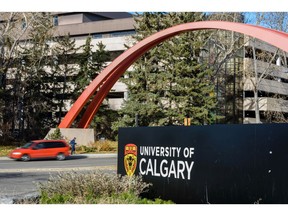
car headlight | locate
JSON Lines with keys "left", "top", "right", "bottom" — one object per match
{"left": 12, "top": 152, "right": 22, "bottom": 155}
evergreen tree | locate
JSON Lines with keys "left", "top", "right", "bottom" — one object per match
{"left": 73, "top": 36, "right": 117, "bottom": 139}
{"left": 50, "top": 34, "right": 79, "bottom": 125}
{"left": 47, "top": 127, "right": 63, "bottom": 140}
{"left": 158, "top": 12, "right": 217, "bottom": 125}
{"left": 114, "top": 13, "right": 167, "bottom": 128}
{"left": 114, "top": 12, "right": 218, "bottom": 128}
{"left": 74, "top": 37, "right": 110, "bottom": 96}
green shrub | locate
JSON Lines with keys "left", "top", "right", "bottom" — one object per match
{"left": 76, "top": 140, "right": 117, "bottom": 154}
{"left": 0, "top": 145, "right": 15, "bottom": 157}
{"left": 37, "top": 170, "right": 173, "bottom": 204}
{"left": 99, "top": 141, "right": 114, "bottom": 151}
{"left": 47, "top": 128, "right": 64, "bottom": 140}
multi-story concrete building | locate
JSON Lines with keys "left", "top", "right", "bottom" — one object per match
{"left": 202, "top": 29, "right": 288, "bottom": 124}
{"left": 243, "top": 36, "right": 288, "bottom": 123}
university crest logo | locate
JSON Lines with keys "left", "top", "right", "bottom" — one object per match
{"left": 124, "top": 143, "right": 137, "bottom": 176}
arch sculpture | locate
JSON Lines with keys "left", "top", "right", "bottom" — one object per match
{"left": 58, "top": 21, "right": 288, "bottom": 128}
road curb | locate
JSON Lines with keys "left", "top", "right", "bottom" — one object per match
{"left": 80, "top": 153, "right": 117, "bottom": 158}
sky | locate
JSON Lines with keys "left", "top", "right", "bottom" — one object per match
{"left": 2, "top": 0, "right": 288, "bottom": 12}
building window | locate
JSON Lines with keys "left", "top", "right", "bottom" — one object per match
{"left": 53, "top": 16, "right": 58, "bottom": 26}
{"left": 92, "top": 33, "right": 103, "bottom": 39}
{"left": 110, "top": 30, "right": 136, "bottom": 37}
{"left": 92, "top": 30, "right": 135, "bottom": 39}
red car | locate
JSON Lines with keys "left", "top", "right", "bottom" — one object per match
{"left": 9, "top": 140, "right": 71, "bottom": 161}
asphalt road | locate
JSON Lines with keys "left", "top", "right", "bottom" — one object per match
{"left": 0, "top": 154, "right": 117, "bottom": 203}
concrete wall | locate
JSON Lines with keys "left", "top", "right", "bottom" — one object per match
{"left": 58, "top": 14, "right": 83, "bottom": 25}
{"left": 244, "top": 58, "right": 288, "bottom": 79}
{"left": 244, "top": 97, "right": 288, "bottom": 113}
{"left": 244, "top": 35, "right": 287, "bottom": 54}
{"left": 71, "top": 36, "right": 132, "bottom": 52}
{"left": 244, "top": 78, "right": 288, "bottom": 96}
{"left": 54, "top": 18, "right": 135, "bottom": 37}
{"left": 45, "top": 128, "right": 95, "bottom": 146}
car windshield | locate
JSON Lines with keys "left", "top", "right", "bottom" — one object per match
{"left": 21, "top": 142, "right": 34, "bottom": 149}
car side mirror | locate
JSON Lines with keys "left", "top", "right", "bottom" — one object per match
{"left": 32, "top": 147, "right": 37, "bottom": 150}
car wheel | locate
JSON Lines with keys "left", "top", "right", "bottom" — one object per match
{"left": 56, "top": 153, "right": 65, "bottom": 161}
{"left": 21, "top": 154, "right": 30, "bottom": 162}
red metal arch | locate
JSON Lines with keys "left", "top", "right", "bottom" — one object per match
{"left": 58, "top": 21, "right": 288, "bottom": 128}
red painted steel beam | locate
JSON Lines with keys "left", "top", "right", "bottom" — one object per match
{"left": 58, "top": 21, "right": 288, "bottom": 128}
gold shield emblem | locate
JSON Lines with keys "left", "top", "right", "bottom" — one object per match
{"left": 124, "top": 143, "right": 137, "bottom": 176}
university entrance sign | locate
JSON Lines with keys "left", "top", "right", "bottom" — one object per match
{"left": 118, "top": 124, "right": 288, "bottom": 204}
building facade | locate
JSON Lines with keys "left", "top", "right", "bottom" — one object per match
{"left": 243, "top": 36, "right": 288, "bottom": 123}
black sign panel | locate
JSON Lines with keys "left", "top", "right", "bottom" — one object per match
{"left": 118, "top": 124, "right": 288, "bottom": 204}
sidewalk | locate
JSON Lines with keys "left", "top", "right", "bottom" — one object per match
{"left": 0, "top": 153, "right": 117, "bottom": 160}
{"left": 77, "top": 153, "right": 117, "bottom": 158}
